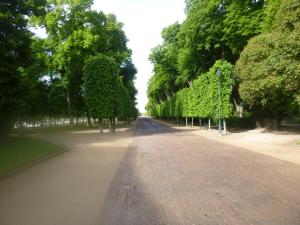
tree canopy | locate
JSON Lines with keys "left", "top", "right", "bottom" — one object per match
{"left": 0, "top": 0, "right": 46, "bottom": 135}
{"left": 0, "top": 0, "right": 138, "bottom": 136}
{"left": 236, "top": 0, "right": 300, "bottom": 129}
{"left": 147, "top": 0, "right": 299, "bottom": 130}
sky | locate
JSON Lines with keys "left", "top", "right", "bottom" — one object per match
{"left": 92, "top": 0, "right": 186, "bottom": 113}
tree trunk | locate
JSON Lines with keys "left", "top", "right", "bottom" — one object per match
{"left": 17, "top": 117, "right": 21, "bottom": 136}
{"left": 176, "top": 117, "right": 179, "bottom": 125}
{"left": 65, "top": 87, "right": 74, "bottom": 126}
{"left": 109, "top": 117, "right": 116, "bottom": 133}
{"left": 223, "top": 119, "right": 227, "bottom": 135}
{"left": 233, "top": 99, "right": 244, "bottom": 118}
{"left": 99, "top": 117, "right": 103, "bottom": 134}
{"left": 208, "top": 118, "right": 211, "bottom": 131}
{"left": 199, "top": 118, "right": 202, "bottom": 129}
{"left": 265, "top": 119, "right": 279, "bottom": 130}
{"left": 76, "top": 112, "right": 79, "bottom": 126}
{"left": 127, "top": 117, "right": 131, "bottom": 126}
{"left": 87, "top": 112, "right": 92, "bottom": 127}
{"left": 186, "top": 117, "right": 188, "bottom": 127}
{"left": 221, "top": 46, "right": 225, "bottom": 60}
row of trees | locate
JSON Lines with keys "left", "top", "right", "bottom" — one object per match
{"left": 146, "top": 0, "right": 300, "bottom": 130}
{"left": 148, "top": 60, "right": 234, "bottom": 131}
{"left": 0, "top": 0, "right": 138, "bottom": 136}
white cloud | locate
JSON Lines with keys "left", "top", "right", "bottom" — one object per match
{"left": 92, "top": 0, "right": 186, "bottom": 113}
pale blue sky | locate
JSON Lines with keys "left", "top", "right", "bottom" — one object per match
{"left": 93, "top": 0, "right": 186, "bottom": 113}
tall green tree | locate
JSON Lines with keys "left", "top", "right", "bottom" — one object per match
{"left": 148, "top": 23, "right": 182, "bottom": 103}
{"left": 236, "top": 0, "right": 300, "bottom": 129}
{"left": 40, "top": 1, "right": 133, "bottom": 125}
{"left": 178, "top": 0, "right": 264, "bottom": 85}
{"left": 0, "top": 0, "right": 46, "bottom": 137}
{"left": 147, "top": 0, "right": 266, "bottom": 121}
{"left": 41, "top": 0, "right": 94, "bottom": 125}
{"left": 83, "top": 54, "right": 118, "bottom": 133}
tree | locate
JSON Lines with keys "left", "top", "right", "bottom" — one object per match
{"left": 236, "top": 0, "right": 300, "bottom": 129}
{"left": 39, "top": 1, "right": 134, "bottom": 126}
{"left": 177, "top": 0, "right": 264, "bottom": 114}
{"left": 40, "top": 0, "right": 94, "bottom": 126}
{"left": 147, "top": 0, "right": 268, "bottom": 125}
{"left": 147, "top": 60, "right": 235, "bottom": 132}
{"left": 148, "top": 23, "right": 183, "bottom": 104}
{"left": 120, "top": 59, "right": 138, "bottom": 121}
{"left": 192, "top": 60, "right": 234, "bottom": 121}
{"left": 83, "top": 54, "right": 118, "bottom": 133}
{"left": 0, "top": 0, "right": 46, "bottom": 137}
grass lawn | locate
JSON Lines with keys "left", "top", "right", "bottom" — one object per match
{"left": 0, "top": 137, "right": 64, "bottom": 175}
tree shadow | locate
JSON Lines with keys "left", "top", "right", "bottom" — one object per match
{"left": 96, "top": 146, "right": 180, "bottom": 225}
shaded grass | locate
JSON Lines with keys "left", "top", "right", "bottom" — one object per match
{"left": 0, "top": 137, "right": 64, "bottom": 175}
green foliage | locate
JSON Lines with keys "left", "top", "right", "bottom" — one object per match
{"left": 147, "top": 0, "right": 300, "bottom": 130}
{"left": 192, "top": 60, "right": 234, "bottom": 119}
{"left": 148, "top": 61, "right": 234, "bottom": 120}
{"left": 148, "top": 23, "right": 182, "bottom": 103}
{"left": 177, "top": 0, "right": 264, "bottom": 84}
{"left": 83, "top": 54, "right": 118, "bottom": 119}
{"left": 39, "top": 0, "right": 136, "bottom": 124}
{"left": 0, "top": 0, "right": 138, "bottom": 137}
{"left": 0, "top": 0, "right": 46, "bottom": 136}
{"left": 262, "top": 0, "right": 281, "bottom": 31}
{"left": 236, "top": 0, "right": 300, "bottom": 123}
{"left": 147, "top": 0, "right": 265, "bottom": 125}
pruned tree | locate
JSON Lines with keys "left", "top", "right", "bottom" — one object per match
{"left": 83, "top": 54, "right": 118, "bottom": 133}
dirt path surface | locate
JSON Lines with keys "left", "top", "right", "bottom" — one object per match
{"left": 98, "top": 118, "right": 300, "bottom": 225}
{"left": 0, "top": 127, "right": 134, "bottom": 225}
{"left": 192, "top": 128, "right": 300, "bottom": 165}
{"left": 1, "top": 118, "right": 300, "bottom": 225}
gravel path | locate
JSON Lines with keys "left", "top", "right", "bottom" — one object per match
{"left": 98, "top": 118, "right": 300, "bottom": 225}
{"left": 0, "top": 128, "right": 133, "bottom": 225}
{"left": 1, "top": 118, "right": 300, "bottom": 225}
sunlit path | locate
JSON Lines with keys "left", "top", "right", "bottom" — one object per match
{"left": 0, "top": 128, "right": 134, "bottom": 225}
{"left": 98, "top": 118, "right": 300, "bottom": 225}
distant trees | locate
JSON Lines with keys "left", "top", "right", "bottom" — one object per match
{"left": 0, "top": 0, "right": 138, "bottom": 137}
{"left": 147, "top": 60, "right": 234, "bottom": 130}
{"left": 147, "top": 0, "right": 299, "bottom": 130}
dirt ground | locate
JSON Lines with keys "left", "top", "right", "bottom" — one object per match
{"left": 98, "top": 118, "right": 300, "bottom": 225}
{"left": 193, "top": 128, "right": 300, "bottom": 165}
{"left": 1, "top": 119, "right": 300, "bottom": 225}
{"left": 156, "top": 120, "right": 300, "bottom": 165}
{"left": 0, "top": 126, "right": 135, "bottom": 225}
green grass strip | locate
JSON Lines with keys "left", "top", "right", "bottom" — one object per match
{"left": 0, "top": 137, "right": 64, "bottom": 175}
